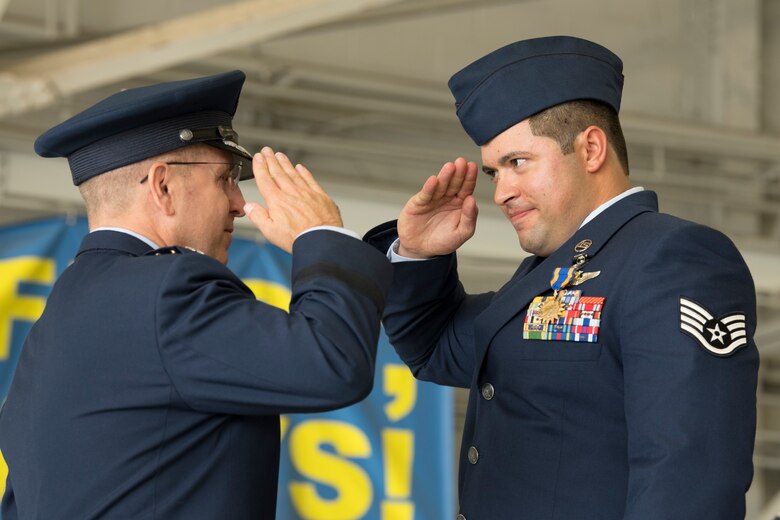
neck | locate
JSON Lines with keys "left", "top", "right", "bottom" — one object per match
{"left": 88, "top": 214, "right": 168, "bottom": 249}
{"left": 590, "top": 169, "right": 630, "bottom": 208}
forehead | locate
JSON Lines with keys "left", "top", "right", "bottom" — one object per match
{"left": 181, "top": 143, "right": 232, "bottom": 162}
{"left": 480, "top": 119, "right": 558, "bottom": 164}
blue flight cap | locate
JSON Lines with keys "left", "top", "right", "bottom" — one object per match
{"left": 34, "top": 70, "right": 254, "bottom": 185}
{"left": 448, "top": 36, "right": 624, "bottom": 145}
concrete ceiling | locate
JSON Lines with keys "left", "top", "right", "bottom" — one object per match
{"left": 0, "top": 1, "right": 779, "bottom": 516}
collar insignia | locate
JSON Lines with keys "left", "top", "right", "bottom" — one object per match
{"left": 574, "top": 239, "right": 592, "bottom": 253}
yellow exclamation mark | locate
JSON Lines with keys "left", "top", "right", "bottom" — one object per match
{"left": 381, "top": 429, "right": 414, "bottom": 519}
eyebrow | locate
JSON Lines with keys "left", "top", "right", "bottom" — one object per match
{"left": 482, "top": 150, "right": 530, "bottom": 173}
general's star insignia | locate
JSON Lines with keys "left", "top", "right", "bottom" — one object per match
{"left": 679, "top": 297, "right": 748, "bottom": 356}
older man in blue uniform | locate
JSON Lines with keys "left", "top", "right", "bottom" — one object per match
{"left": 366, "top": 36, "right": 759, "bottom": 518}
{"left": 0, "top": 70, "right": 392, "bottom": 518}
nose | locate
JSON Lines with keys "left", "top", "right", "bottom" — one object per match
{"left": 493, "top": 170, "right": 515, "bottom": 206}
{"left": 230, "top": 185, "right": 247, "bottom": 217}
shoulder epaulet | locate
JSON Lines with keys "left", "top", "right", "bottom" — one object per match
{"left": 147, "top": 247, "right": 182, "bottom": 256}
{"left": 146, "top": 245, "right": 204, "bottom": 256}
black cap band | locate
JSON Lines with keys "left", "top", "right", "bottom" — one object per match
{"left": 34, "top": 70, "right": 249, "bottom": 185}
{"left": 67, "top": 111, "right": 233, "bottom": 185}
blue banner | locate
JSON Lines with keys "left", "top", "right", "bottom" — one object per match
{"left": 0, "top": 216, "right": 453, "bottom": 519}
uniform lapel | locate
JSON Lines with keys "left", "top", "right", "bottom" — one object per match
{"left": 471, "top": 190, "right": 659, "bottom": 370}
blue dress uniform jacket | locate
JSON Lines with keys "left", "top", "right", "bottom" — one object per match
{"left": 366, "top": 190, "right": 758, "bottom": 519}
{"left": 0, "top": 228, "right": 391, "bottom": 519}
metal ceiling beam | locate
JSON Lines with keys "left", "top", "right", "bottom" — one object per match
{"left": 0, "top": 0, "right": 406, "bottom": 118}
{"left": 0, "top": 0, "right": 80, "bottom": 40}
{"left": 0, "top": 0, "right": 11, "bottom": 21}
{"left": 164, "top": 55, "right": 780, "bottom": 164}
{"left": 709, "top": 0, "right": 761, "bottom": 131}
{"left": 297, "top": 0, "right": 528, "bottom": 35}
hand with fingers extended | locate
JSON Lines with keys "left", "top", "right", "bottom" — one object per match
{"left": 397, "top": 157, "right": 479, "bottom": 258}
{"left": 244, "top": 147, "right": 343, "bottom": 253}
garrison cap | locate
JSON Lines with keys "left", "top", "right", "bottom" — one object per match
{"left": 448, "top": 36, "right": 624, "bottom": 145}
{"left": 34, "top": 70, "right": 254, "bottom": 185}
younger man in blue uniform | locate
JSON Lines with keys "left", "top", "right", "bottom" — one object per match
{"left": 366, "top": 36, "right": 759, "bottom": 519}
{"left": 0, "top": 70, "right": 391, "bottom": 518}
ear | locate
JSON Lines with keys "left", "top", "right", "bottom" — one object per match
{"left": 145, "top": 162, "right": 176, "bottom": 216}
{"left": 578, "top": 125, "right": 608, "bottom": 173}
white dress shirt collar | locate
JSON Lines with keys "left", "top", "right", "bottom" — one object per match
{"left": 579, "top": 186, "right": 644, "bottom": 229}
{"left": 91, "top": 227, "right": 161, "bottom": 250}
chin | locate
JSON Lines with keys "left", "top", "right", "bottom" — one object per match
{"left": 517, "top": 237, "right": 541, "bottom": 256}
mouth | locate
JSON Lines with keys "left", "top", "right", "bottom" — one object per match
{"left": 506, "top": 207, "right": 534, "bottom": 224}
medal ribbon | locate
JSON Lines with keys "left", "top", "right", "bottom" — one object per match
{"left": 550, "top": 267, "right": 576, "bottom": 294}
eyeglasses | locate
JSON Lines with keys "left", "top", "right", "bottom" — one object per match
{"left": 139, "top": 161, "right": 243, "bottom": 189}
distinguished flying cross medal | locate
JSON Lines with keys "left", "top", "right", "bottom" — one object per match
{"left": 535, "top": 267, "right": 574, "bottom": 324}
{"left": 523, "top": 252, "right": 606, "bottom": 343}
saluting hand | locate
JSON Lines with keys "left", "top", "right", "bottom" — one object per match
{"left": 244, "top": 147, "right": 342, "bottom": 253}
{"left": 397, "top": 157, "right": 478, "bottom": 258}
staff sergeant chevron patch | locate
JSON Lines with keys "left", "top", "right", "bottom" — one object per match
{"left": 679, "top": 297, "right": 748, "bottom": 357}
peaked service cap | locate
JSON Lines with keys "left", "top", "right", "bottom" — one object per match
{"left": 34, "top": 70, "right": 254, "bottom": 185}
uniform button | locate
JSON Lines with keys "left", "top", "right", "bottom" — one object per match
{"left": 481, "top": 383, "right": 495, "bottom": 400}
{"left": 456, "top": 515, "right": 466, "bottom": 520}
{"left": 467, "top": 446, "right": 479, "bottom": 464}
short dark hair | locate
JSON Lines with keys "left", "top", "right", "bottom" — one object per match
{"left": 528, "top": 100, "right": 629, "bottom": 174}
